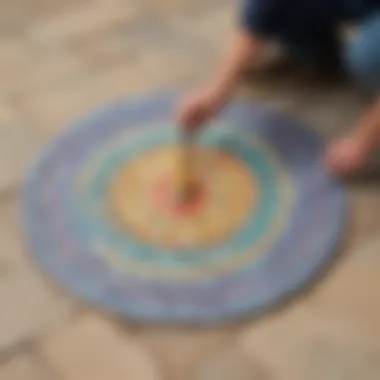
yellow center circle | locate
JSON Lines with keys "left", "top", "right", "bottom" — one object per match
{"left": 109, "top": 146, "right": 258, "bottom": 249}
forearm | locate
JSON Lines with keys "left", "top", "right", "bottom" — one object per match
{"left": 355, "top": 97, "right": 380, "bottom": 143}
{"left": 360, "top": 97, "right": 380, "bottom": 130}
{"left": 209, "top": 29, "right": 262, "bottom": 99}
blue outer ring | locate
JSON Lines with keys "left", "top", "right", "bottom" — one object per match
{"left": 22, "top": 92, "right": 348, "bottom": 324}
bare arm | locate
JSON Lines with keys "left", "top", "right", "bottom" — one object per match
{"left": 355, "top": 97, "right": 380, "bottom": 145}
{"left": 207, "top": 29, "right": 263, "bottom": 102}
{"left": 178, "top": 29, "right": 262, "bottom": 130}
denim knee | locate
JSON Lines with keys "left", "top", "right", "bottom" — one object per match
{"left": 346, "top": 15, "right": 380, "bottom": 92}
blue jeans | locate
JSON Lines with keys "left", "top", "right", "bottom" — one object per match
{"left": 271, "top": 13, "right": 380, "bottom": 92}
{"left": 346, "top": 14, "right": 380, "bottom": 92}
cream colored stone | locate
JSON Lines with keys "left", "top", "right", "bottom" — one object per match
{"left": 40, "top": 314, "right": 161, "bottom": 380}
{"left": 191, "top": 5, "right": 236, "bottom": 46}
{"left": 169, "top": 4, "right": 236, "bottom": 58}
{"left": 0, "top": 200, "right": 26, "bottom": 270}
{"left": 71, "top": 25, "right": 140, "bottom": 66}
{"left": 0, "top": 353, "right": 50, "bottom": 380}
{"left": 194, "top": 344, "right": 271, "bottom": 380}
{"left": 147, "top": 0, "right": 201, "bottom": 15}
{"left": 0, "top": 197, "right": 23, "bottom": 239}
{"left": 28, "top": 0, "right": 138, "bottom": 46}
{"left": 0, "top": 37, "right": 35, "bottom": 96}
{"left": 33, "top": 0, "right": 87, "bottom": 17}
{"left": 0, "top": 0, "right": 33, "bottom": 33}
{"left": 348, "top": 189, "right": 380, "bottom": 247}
{"left": 23, "top": 49, "right": 85, "bottom": 94}
{"left": 240, "top": 304, "right": 380, "bottom": 380}
{"left": 155, "top": 4, "right": 238, "bottom": 83}
{"left": 20, "top": 64, "right": 149, "bottom": 137}
{"left": 74, "top": 22, "right": 205, "bottom": 80}
{"left": 21, "top": 54, "right": 192, "bottom": 138}
{"left": 0, "top": 103, "right": 41, "bottom": 192}
{"left": 138, "top": 327, "right": 235, "bottom": 380}
{"left": 136, "top": 42, "right": 208, "bottom": 85}
{"left": 0, "top": 37, "right": 33, "bottom": 69}
{"left": 0, "top": 36, "right": 85, "bottom": 96}
{"left": 0, "top": 203, "right": 72, "bottom": 350}
{"left": 307, "top": 238, "right": 380, "bottom": 335}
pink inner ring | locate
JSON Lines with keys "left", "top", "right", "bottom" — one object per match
{"left": 151, "top": 174, "right": 209, "bottom": 217}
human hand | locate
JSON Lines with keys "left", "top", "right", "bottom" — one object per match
{"left": 325, "top": 135, "right": 370, "bottom": 174}
{"left": 177, "top": 84, "right": 229, "bottom": 132}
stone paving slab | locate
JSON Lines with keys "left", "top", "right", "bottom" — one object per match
{"left": 193, "top": 344, "right": 271, "bottom": 380}
{"left": 0, "top": 0, "right": 34, "bottom": 34}
{"left": 0, "top": 198, "right": 73, "bottom": 352}
{"left": 69, "top": 24, "right": 145, "bottom": 67}
{"left": 238, "top": 238, "right": 380, "bottom": 380}
{"left": 19, "top": 42, "right": 209, "bottom": 138}
{"left": 349, "top": 188, "right": 380, "bottom": 247}
{"left": 241, "top": 306, "right": 380, "bottom": 380}
{"left": 0, "top": 353, "right": 53, "bottom": 380}
{"left": 0, "top": 37, "right": 35, "bottom": 97}
{"left": 166, "top": 2, "right": 237, "bottom": 57}
{"left": 0, "top": 103, "right": 42, "bottom": 193}
{"left": 31, "top": 0, "right": 88, "bottom": 19}
{"left": 27, "top": 0, "right": 139, "bottom": 47}
{"left": 306, "top": 238, "right": 380, "bottom": 335}
{"left": 0, "top": 36, "right": 87, "bottom": 97}
{"left": 19, "top": 61, "right": 177, "bottom": 138}
{"left": 138, "top": 327, "right": 236, "bottom": 380}
{"left": 0, "top": 237, "right": 72, "bottom": 352}
{"left": 39, "top": 314, "right": 161, "bottom": 380}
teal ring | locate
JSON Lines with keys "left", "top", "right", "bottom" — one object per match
{"left": 70, "top": 127, "right": 282, "bottom": 269}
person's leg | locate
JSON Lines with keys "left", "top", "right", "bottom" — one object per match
{"left": 247, "top": 23, "right": 344, "bottom": 79}
{"left": 286, "top": 26, "right": 342, "bottom": 67}
{"left": 345, "top": 14, "right": 380, "bottom": 91}
{"left": 326, "top": 14, "right": 380, "bottom": 174}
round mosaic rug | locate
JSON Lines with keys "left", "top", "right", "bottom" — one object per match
{"left": 23, "top": 94, "right": 347, "bottom": 324}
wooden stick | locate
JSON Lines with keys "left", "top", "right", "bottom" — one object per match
{"left": 176, "top": 130, "right": 195, "bottom": 202}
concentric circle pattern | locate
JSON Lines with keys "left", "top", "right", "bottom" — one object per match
{"left": 109, "top": 146, "right": 256, "bottom": 249}
{"left": 23, "top": 94, "right": 347, "bottom": 324}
